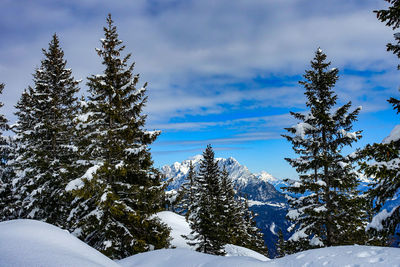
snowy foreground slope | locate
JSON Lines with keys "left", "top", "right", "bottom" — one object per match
{"left": 118, "top": 246, "right": 400, "bottom": 267}
{"left": 1, "top": 215, "right": 400, "bottom": 267}
{"left": 0, "top": 219, "right": 118, "bottom": 267}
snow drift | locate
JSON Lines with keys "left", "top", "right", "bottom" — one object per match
{"left": 118, "top": 245, "right": 400, "bottom": 267}
{"left": 0, "top": 219, "right": 118, "bottom": 267}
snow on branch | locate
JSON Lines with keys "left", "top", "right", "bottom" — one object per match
{"left": 339, "top": 129, "right": 358, "bottom": 140}
{"left": 65, "top": 163, "right": 103, "bottom": 191}
{"left": 293, "top": 122, "right": 315, "bottom": 139}
{"left": 366, "top": 206, "right": 398, "bottom": 232}
{"left": 125, "top": 145, "right": 146, "bottom": 155}
{"left": 383, "top": 125, "right": 400, "bottom": 144}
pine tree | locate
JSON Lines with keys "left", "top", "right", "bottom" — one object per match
{"left": 176, "top": 161, "right": 196, "bottom": 218}
{"left": 10, "top": 88, "right": 34, "bottom": 219}
{"left": 239, "top": 197, "right": 269, "bottom": 256}
{"left": 11, "top": 34, "right": 80, "bottom": 226}
{"left": 183, "top": 152, "right": 268, "bottom": 256}
{"left": 185, "top": 144, "right": 226, "bottom": 255}
{"left": 359, "top": 0, "right": 400, "bottom": 245}
{"left": 282, "top": 48, "right": 367, "bottom": 253}
{"left": 375, "top": 0, "right": 400, "bottom": 70}
{"left": 0, "top": 83, "right": 15, "bottom": 221}
{"left": 275, "top": 229, "right": 286, "bottom": 258}
{"left": 66, "top": 14, "right": 170, "bottom": 259}
{"left": 219, "top": 166, "right": 239, "bottom": 243}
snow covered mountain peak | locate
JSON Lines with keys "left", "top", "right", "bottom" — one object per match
{"left": 188, "top": 154, "right": 203, "bottom": 163}
{"left": 256, "top": 171, "right": 278, "bottom": 183}
{"left": 162, "top": 155, "right": 283, "bottom": 203}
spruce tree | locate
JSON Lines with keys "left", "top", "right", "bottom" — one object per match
{"left": 183, "top": 152, "right": 268, "bottom": 256}
{"left": 185, "top": 144, "right": 226, "bottom": 255}
{"left": 375, "top": 0, "right": 400, "bottom": 70}
{"left": 358, "top": 1, "right": 400, "bottom": 243}
{"left": 10, "top": 88, "right": 34, "bottom": 219}
{"left": 275, "top": 229, "right": 286, "bottom": 258}
{"left": 11, "top": 35, "right": 80, "bottom": 226}
{"left": 177, "top": 161, "right": 196, "bottom": 219}
{"left": 239, "top": 197, "right": 269, "bottom": 256}
{"left": 219, "top": 177, "right": 268, "bottom": 255}
{"left": 0, "top": 83, "right": 15, "bottom": 221}
{"left": 219, "top": 166, "right": 240, "bottom": 244}
{"left": 282, "top": 48, "right": 367, "bottom": 253}
{"left": 183, "top": 146, "right": 268, "bottom": 256}
{"left": 66, "top": 14, "right": 170, "bottom": 259}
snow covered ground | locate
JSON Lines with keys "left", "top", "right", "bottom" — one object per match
{"left": 117, "top": 248, "right": 270, "bottom": 267}
{"left": 155, "top": 211, "right": 192, "bottom": 249}
{"left": 0, "top": 219, "right": 118, "bottom": 267}
{"left": 1, "top": 213, "right": 399, "bottom": 266}
{"left": 118, "top": 246, "right": 400, "bottom": 267}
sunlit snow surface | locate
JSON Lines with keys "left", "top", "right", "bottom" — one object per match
{"left": 0, "top": 219, "right": 118, "bottom": 267}
{"left": 1, "top": 216, "right": 400, "bottom": 267}
{"left": 118, "top": 246, "right": 400, "bottom": 267}
{"left": 272, "top": 245, "right": 400, "bottom": 267}
{"left": 156, "top": 211, "right": 192, "bottom": 249}
{"left": 117, "top": 248, "right": 269, "bottom": 267}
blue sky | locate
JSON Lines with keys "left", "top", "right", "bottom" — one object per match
{"left": 0, "top": 0, "right": 399, "bottom": 179}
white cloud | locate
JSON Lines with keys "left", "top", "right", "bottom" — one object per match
{"left": 0, "top": 0, "right": 397, "bottom": 129}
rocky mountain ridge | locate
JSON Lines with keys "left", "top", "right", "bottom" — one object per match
{"left": 162, "top": 155, "right": 284, "bottom": 203}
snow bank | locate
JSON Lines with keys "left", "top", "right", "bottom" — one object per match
{"left": 0, "top": 219, "right": 118, "bottom": 267}
{"left": 273, "top": 245, "right": 400, "bottom": 267}
{"left": 117, "top": 248, "right": 268, "bottom": 267}
{"left": 117, "top": 245, "right": 400, "bottom": 267}
{"left": 225, "top": 244, "right": 269, "bottom": 261}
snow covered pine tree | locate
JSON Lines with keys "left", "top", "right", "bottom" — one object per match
{"left": 282, "top": 49, "right": 368, "bottom": 254}
{"left": 184, "top": 145, "right": 268, "bottom": 256}
{"left": 0, "top": 83, "right": 15, "bottom": 221}
{"left": 359, "top": 1, "right": 400, "bottom": 245}
{"left": 176, "top": 161, "right": 196, "bottom": 219}
{"left": 185, "top": 145, "right": 226, "bottom": 255}
{"left": 65, "top": 14, "right": 170, "bottom": 259}
{"left": 220, "top": 168, "right": 268, "bottom": 256}
{"left": 11, "top": 34, "right": 80, "bottom": 227}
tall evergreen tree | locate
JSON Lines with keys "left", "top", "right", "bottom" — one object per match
{"left": 282, "top": 49, "right": 367, "bottom": 253}
{"left": 239, "top": 197, "right": 269, "bottom": 256}
{"left": 275, "top": 229, "right": 286, "bottom": 258}
{"left": 176, "top": 161, "right": 196, "bottom": 219}
{"left": 0, "top": 83, "right": 15, "bottom": 221}
{"left": 219, "top": 166, "right": 240, "bottom": 244}
{"left": 66, "top": 14, "right": 170, "bottom": 259}
{"left": 358, "top": 1, "right": 400, "bottom": 244}
{"left": 184, "top": 146, "right": 268, "bottom": 256}
{"left": 11, "top": 34, "right": 80, "bottom": 226}
{"left": 10, "top": 88, "right": 34, "bottom": 219}
{"left": 375, "top": 0, "right": 400, "bottom": 70}
{"left": 219, "top": 173, "right": 268, "bottom": 256}
{"left": 185, "top": 145, "right": 226, "bottom": 255}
